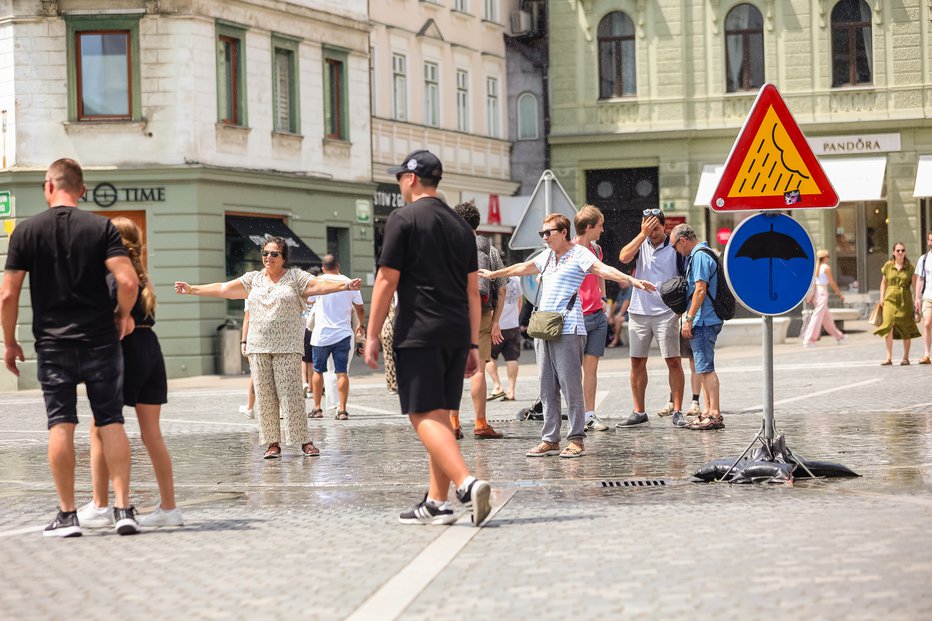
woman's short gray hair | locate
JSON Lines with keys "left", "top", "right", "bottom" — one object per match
{"left": 671, "top": 223, "right": 697, "bottom": 242}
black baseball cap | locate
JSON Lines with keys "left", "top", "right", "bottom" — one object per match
{"left": 387, "top": 150, "right": 443, "bottom": 182}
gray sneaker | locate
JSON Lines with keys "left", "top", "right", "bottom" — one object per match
{"left": 615, "top": 412, "right": 650, "bottom": 428}
{"left": 671, "top": 411, "right": 688, "bottom": 428}
{"left": 585, "top": 415, "right": 610, "bottom": 431}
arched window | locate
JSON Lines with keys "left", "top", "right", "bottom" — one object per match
{"left": 724, "top": 4, "right": 764, "bottom": 92}
{"left": 831, "top": 0, "right": 872, "bottom": 87}
{"left": 598, "top": 12, "right": 636, "bottom": 99}
{"left": 516, "top": 92, "right": 539, "bottom": 140}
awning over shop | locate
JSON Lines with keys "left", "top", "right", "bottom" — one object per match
{"left": 694, "top": 165, "right": 723, "bottom": 207}
{"left": 913, "top": 155, "right": 932, "bottom": 197}
{"left": 226, "top": 216, "right": 322, "bottom": 266}
{"left": 820, "top": 156, "right": 887, "bottom": 202}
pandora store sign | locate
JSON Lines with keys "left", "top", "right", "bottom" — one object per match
{"left": 808, "top": 133, "right": 900, "bottom": 156}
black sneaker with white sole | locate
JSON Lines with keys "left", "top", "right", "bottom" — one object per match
{"left": 615, "top": 411, "right": 650, "bottom": 428}
{"left": 43, "top": 510, "right": 82, "bottom": 538}
{"left": 113, "top": 506, "right": 140, "bottom": 535}
{"left": 455, "top": 479, "right": 491, "bottom": 526}
{"left": 398, "top": 495, "right": 456, "bottom": 525}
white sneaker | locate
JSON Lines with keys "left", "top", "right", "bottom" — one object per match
{"left": 837, "top": 334, "right": 848, "bottom": 344}
{"left": 238, "top": 405, "right": 254, "bottom": 419}
{"left": 139, "top": 505, "right": 184, "bottom": 528}
{"left": 655, "top": 402, "right": 675, "bottom": 417}
{"left": 76, "top": 502, "right": 113, "bottom": 529}
{"left": 303, "top": 383, "right": 310, "bottom": 398}
{"left": 686, "top": 400, "right": 701, "bottom": 416}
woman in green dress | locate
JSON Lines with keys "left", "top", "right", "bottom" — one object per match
{"left": 875, "top": 242, "right": 921, "bottom": 365}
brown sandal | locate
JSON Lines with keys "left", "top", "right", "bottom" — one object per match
{"left": 689, "top": 416, "right": 724, "bottom": 430}
{"left": 302, "top": 442, "right": 320, "bottom": 457}
{"left": 335, "top": 410, "right": 349, "bottom": 420}
{"left": 263, "top": 444, "right": 281, "bottom": 459}
{"left": 308, "top": 408, "right": 323, "bottom": 418}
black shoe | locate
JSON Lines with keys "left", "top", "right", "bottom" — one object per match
{"left": 615, "top": 412, "right": 650, "bottom": 429}
{"left": 455, "top": 479, "right": 491, "bottom": 526}
{"left": 398, "top": 495, "right": 456, "bottom": 525}
{"left": 113, "top": 506, "right": 140, "bottom": 535}
{"left": 43, "top": 509, "right": 81, "bottom": 538}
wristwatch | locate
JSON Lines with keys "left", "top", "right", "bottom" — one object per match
{"left": 684, "top": 315, "right": 693, "bottom": 323}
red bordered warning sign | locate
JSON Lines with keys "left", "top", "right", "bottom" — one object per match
{"left": 711, "top": 84, "right": 838, "bottom": 212}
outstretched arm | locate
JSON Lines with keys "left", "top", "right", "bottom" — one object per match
{"left": 174, "top": 278, "right": 248, "bottom": 299}
{"left": 478, "top": 259, "right": 539, "bottom": 280}
{"left": 304, "top": 276, "right": 361, "bottom": 298}
{"left": 588, "top": 259, "right": 656, "bottom": 292}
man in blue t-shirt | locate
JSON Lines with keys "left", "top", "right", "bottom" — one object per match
{"left": 671, "top": 224, "right": 724, "bottom": 431}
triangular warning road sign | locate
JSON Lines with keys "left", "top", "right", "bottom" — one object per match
{"left": 710, "top": 84, "right": 838, "bottom": 212}
{"left": 509, "top": 170, "right": 578, "bottom": 250}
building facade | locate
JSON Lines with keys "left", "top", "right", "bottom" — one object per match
{"left": 368, "top": 0, "right": 519, "bottom": 254}
{"left": 548, "top": 0, "right": 932, "bottom": 303}
{"left": 0, "top": 0, "right": 374, "bottom": 390}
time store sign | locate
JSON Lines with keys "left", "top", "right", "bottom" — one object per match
{"left": 79, "top": 183, "right": 166, "bottom": 208}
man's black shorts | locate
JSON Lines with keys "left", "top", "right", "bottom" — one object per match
{"left": 303, "top": 329, "right": 313, "bottom": 363}
{"left": 35, "top": 341, "right": 125, "bottom": 429}
{"left": 490, "top": 327, "right": 521, "bottom": 362}
{"left": 394, "top": 347, "right": 468, "bottom": 415}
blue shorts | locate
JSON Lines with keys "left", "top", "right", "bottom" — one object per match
{"left": 311, "top": 336, "right": 351, "bottom": 374}
{"left": 583, "top": 309, "right": 608, "bottom": 357}
{"left": 691, "top": 323, "right": 722, "bottom": 374}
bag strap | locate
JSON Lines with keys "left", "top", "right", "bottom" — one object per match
{"left": 535, "top": 249, "right": 580, "bottom": 315}
{"left": 691, "top": 246, "right": 720, "bottom": 302}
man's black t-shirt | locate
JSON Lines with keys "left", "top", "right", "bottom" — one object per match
{"left": 5, "top": 206, "right": 128, "bottom": 346}
{"left": 378, "top": 196, "right": 478, "bottom": 348}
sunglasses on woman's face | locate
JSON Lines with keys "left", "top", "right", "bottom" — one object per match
{"left": 261, "top": 250, "right": 281, "bottom": 258}
{"left": 538, "top": 228, "right": 560, "bottom": 238}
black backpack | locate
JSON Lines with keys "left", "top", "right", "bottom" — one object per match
{"left": 693, "top": 246, "right": 736, "bottom": 321}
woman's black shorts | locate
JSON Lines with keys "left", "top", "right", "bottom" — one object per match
{"left": 121, "top": 328, "right": 168, "bottom": 407}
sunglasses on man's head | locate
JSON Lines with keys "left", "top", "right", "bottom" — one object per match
{"left": 538, "top": 228, "right": 561, "bottom": 238}
{"left": 261, "top": 251, "right": 281, "bottom": 258}
{"left": 642, "top": 208, "right": 662, "bottom": 217}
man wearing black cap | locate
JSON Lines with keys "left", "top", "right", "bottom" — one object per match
{"left": 364, "top": 150, "right": 492, "bottom": 527}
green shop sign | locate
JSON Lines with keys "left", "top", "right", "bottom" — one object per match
{"left": 0, "top": 190, "right": 12, "bottom": 218}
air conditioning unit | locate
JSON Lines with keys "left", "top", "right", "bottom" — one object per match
{"left": 510, "top": 10, "right": 532, "bottom": 36}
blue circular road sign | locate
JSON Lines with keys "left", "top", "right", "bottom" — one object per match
{"left": 723, "top": 213, "right": 815, "bottom": 316}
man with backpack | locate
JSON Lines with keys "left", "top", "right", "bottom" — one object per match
{"left": 671, "top": 223, "right": 725, "bottom": 430}
{"left": 914, "top": 230, "right": 932, "bottom": 365}
{"left": 450, "top": 200, "right": 506, "bottom": 439}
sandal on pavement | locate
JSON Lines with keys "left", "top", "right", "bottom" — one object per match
{"left": 486, "top": 391, "right": 505, "bottom": 401}
{"left": 559, "top": 442, "right": 586, "bottom": 459}
{"left": 453, "top": 427, "right": 464, "bottom": 440}
{"left": 474, "top": 425, "right": 503, "bottom": 439}
{"left": 688, "top": 416, "right": 724, "bottom": 431}
{"left": 526, "top": 441, "right": 560, "bottom": 457}
{"left": 880, "top": 360, "right": 892, "bottom": 366}
{"left": 302, "top": 442, "right": 320, "bottom": 457}
{"left": 501, "top": 395, "right": 515, "bottom": 401}
{"left": 308, "top": 408, "right": 323, "bottom": 418}
{"left": 335, "top": 410, "right": 349, "bottom": 420}
{"left": 900, "top": 359, "right": 910, "bottom": 366}
{"left": 263, "top": 444, "right": 281, "bottom": 459}
{"left": 919, "top": 356, "right": 932, "bottom": 365}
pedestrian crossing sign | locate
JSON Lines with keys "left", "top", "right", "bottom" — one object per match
{"left": 710, "top": 84, "right": 838, "bottom": 212}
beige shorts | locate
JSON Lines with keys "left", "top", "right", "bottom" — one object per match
{"left": 628, "top": 312, "right": 681, "bottom": 359}
{"left": 923, "top": 299, "right": 932, "bottom": 319}
{"left": 478, "top": 310, "right": 494, "bottom": 362}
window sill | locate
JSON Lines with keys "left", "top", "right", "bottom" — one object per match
{"left": 272, "top": 131, "right": 304, "bottom": 150}
{"left": 597, "top": 96, "right": 637, "bottom": 103}
{"left": 216, "top": 123, "right": 251, "bottom": 133}
{"left": 481, "top": 18, "right": 502, "bottom": 28}
{"left": 419, "top": 0, "right": 443, "bottom": 7}
{"left": 63, "top": 120, "right": 147, "bottom": 134}
{"left": 322, "top": 138, "right": 352, "bottom": 158}
{"left": 451, "top": 10, "right": 475, "bottom": 19}
{"left": 829, "top": 84, "right": 875, "bottom": 91}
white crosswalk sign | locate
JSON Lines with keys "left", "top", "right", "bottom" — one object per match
{"left": 508, "top": 170, "right": 578, "bottom": 250}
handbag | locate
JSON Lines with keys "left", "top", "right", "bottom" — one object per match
{"left": 526, "top": 251, "right": 579, "bottom": 341}
{"left": 659, "top": 276, "right": 688, "bottom": 315}
{"left": 868, "top": 302, "right": 883, "bottom": 327}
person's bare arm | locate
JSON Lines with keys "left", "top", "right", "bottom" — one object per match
{"left": 1, "top": 269, "right": 26, "bottom": 376}
{"left": 354, "top": 303, "right": 366, "bottom": 338}
{"left": 490, "top": 284, "right": 506, "bottom": 345}
{"left": 824, "top": 265, "right": 844, "bottom": 301}
{"left": 364, "top": 268, "right": 400, "bottom": 368}
{"left": 682, "top": 281, "right": 708, "bottom": 339}
{"left": 914, "top": 274, "right": 923, "bottom": 311}
{"left": 464, "top": 271, "right": 482, "bottom": 377}
{"left": 619, "top": 217, "right": 655, "bottom": 263}
{"left": 478, "top": 259, "right": 539, "bottom": 280}
{"left": 174, "top": 279, "right": 247, "bottom": 299}
{"left": 241, "top": 310, "right": 250, "bottom": 357}
{"left": 305, "top": 277, "right": 362, "bottom": 298}
{"left": 588, "top": 259, "right": 656, "bottom": 292}
{"left": 106, "top": 255, "right": 139, "bottom": 339}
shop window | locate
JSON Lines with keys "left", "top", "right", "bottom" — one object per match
{"left": 597, "top": 12, "right": 636, "bottom": 99}
{"left": 327, "top": 227, "right": 351, "bottom": 275}
{"left": 66, "top": 15, "right": 141, "bottom": 121}
{"left": 324, "top": 48, "right": 349, "bottom": 141}
{"left": 272, "top": 36, "right": 300, "bottom": 134}
{"left": 424, "top": 61, "right": 440, "bottom": 127}
{"left": 517, "top": 92, "right": 539, "bottom": 140}
{"left": 831, "top": 0, "right": 872, "bottom": 87}
{"left": 217, "top": 23, "right": 248, "bottom": 126}
{"left": 724, "top": 4, "right": 764, "bottom": 93}
{"left": 486, "top": 77, "right": 500, "bottom": 138}
{"left": 456, "top": 69, "right": 470, "bottom": 132}
{"left": 834, "top": 202, "right": 887, "bottom": 293}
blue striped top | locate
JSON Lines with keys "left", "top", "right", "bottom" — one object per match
{"left": 533, "top": 246, "right": 596, "bottom": 335}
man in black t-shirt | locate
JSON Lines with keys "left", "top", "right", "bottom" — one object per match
{"left": 364, "top": 150, "right": 492, "bottom": 527}
{"left": 1, "top": 158, "right": 140, "bottom": 537}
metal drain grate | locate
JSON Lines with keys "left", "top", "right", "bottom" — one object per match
{"left": 600, "top": 479, "right": 667, "bottom": 488}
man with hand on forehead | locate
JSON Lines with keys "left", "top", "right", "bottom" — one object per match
{"left": 616, "top": 208, "right": 689, "bottom": 430}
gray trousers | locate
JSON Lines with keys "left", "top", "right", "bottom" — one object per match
{"left": 534, "top": 335, "right": 587, "bottom": 444}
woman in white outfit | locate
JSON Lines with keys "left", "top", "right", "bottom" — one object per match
{"left": 802, "top": 249, "right": 847, "bottom": 347}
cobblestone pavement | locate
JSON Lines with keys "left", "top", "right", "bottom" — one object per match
{"left": 1, "top": 321, "right": 930, "bottom": 620}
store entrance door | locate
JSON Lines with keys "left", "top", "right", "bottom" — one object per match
{"left": 834, "top": 201, "right": 888, "bottom": 293}
{"left": 98, "top": 210, "right": 148, "bottom": 269}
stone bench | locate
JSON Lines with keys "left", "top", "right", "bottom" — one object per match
{"left": 801, "top": 307, "right": 860, "bottom": 331}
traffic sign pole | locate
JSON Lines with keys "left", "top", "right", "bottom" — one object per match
{"left": 763, "top": 315, "right": 774, "bottom": 441}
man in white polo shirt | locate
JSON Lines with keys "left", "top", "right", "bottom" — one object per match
{"left": 616, "top": 209, "right": 688, "bottom": 429}
{"left": 914, "top": 230, "right": 932, "bottom": 365}
{"left": 307, "top": 254, "right": 365, "bottom": 420}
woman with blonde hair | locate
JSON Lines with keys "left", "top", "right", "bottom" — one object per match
{"left": 875, "top": 242, "right": 921, "bottom": 365}
{"left": 79, "top": 216, "right": 182, "bottom": 529}
{"left": 801, "top": 249, "right": 847, "bottom": 347}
